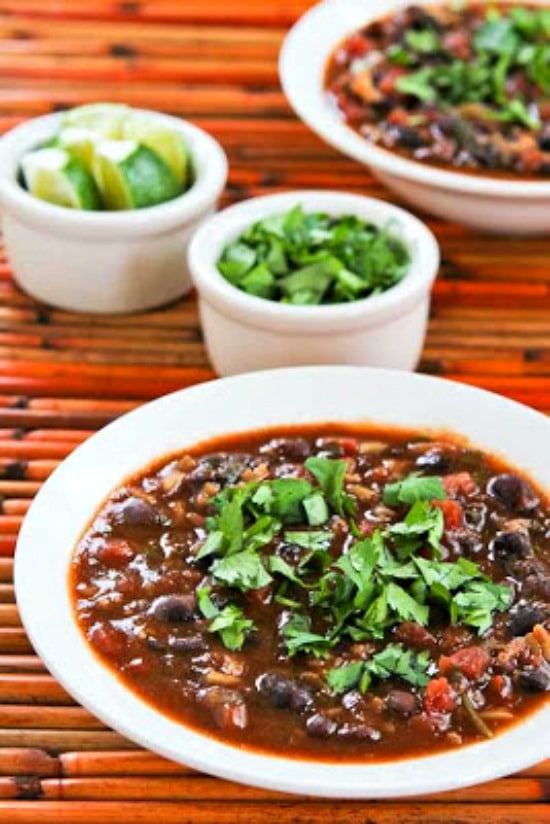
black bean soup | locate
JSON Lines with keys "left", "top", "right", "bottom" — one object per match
{"left": 326, "top": 3, "right": 550, "bottom": 177}
{"left": 72, "top": 425, "right": 550, "bottom": 761}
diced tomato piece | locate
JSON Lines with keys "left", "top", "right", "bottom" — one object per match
{"left": 387, "top": 108, "right": 410, "bottom": 126}
{"left": 343, "top": 33, "right": 374, "bottom": 58}
{"left": 442, "top": 472, "right": 477, "bottom": 497}
{"left": 443, "top": 29, "right": 471, "bottom": 60}
{"left": 334, "top": 437, "right": 359, "bottom": 455}
{"left": 378, "top": 67, "right": 407, "bottom": 96}
{"left": 519, "top": 147, "right": 546, "bottom": 173}
{"left": 89, "top": 624, "right": 129, "bottom": 658}
{"left": 424, "top": 677, "right": 456, "bottom": 715}
{"left": 487, "top": 674, "right": 512, "bottom": 702}
{"left": 95, "top": 538, "right": 135, "bottom": 569}
{"left": 432, "top": 499, "right": 463, "bottom": 530}
{"left": 439, "top": 646, "right": 491, "bottom": 681}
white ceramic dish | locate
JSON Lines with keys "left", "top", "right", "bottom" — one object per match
{"left": 0, "top": 110, "right": 227, "bottom": 313}
{"left": 15, "top": 365, "right": 550, "bottom": 799}
{"left": 188, "top": 190, "right": 439, "bottom": 375}
{"left": 279, "top": 0, "right": 550, "bottom": 235}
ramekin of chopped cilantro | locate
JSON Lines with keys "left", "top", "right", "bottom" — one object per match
{"left": 188, "top": 191, "right": 440, "bottom": 375}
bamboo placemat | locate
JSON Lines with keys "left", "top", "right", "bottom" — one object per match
{"left": 0, "top": 1, "right": 548, "bottom": 821}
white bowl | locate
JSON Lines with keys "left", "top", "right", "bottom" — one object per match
{"left": 279, "top": 0, "right": 550, "bottom": 235}
{"left": 188, "top": 190, "right": 439, "bottom": 375}
{"left": 15, "top": 365, "right": 550, "bottom": 799}
{"left": 0, "top": 110, "right": 228, "bottom": 313}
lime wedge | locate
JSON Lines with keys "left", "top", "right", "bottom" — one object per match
{"left": 92, "top": 139, "right": 182, "bottom": 210}
{"left": 122, "top": 114, "right": 191, "bottom": 188}
{"left": 62, "top": 103, "right": 128, "bottom": 139}
{"left": 21, "top": 147, "right": 102, "bottom": 210}
{"left": 57, "top": 127, "right": 100, "bottom": 170}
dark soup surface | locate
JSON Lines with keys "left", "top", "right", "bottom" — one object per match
{"left": 325, "top": 3, "right": 550, "bottom": 177}
{"left": 72, "top": 425, "right": 550, "bottom": 761}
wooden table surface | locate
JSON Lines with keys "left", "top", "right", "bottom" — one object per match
{"left": 0, "top": 1, "right": 548, "bottom": 821}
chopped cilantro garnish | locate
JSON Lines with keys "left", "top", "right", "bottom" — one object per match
{"left": 216, "top": 206, "right": 410, "bottom": 306}
{"left": 393, "top": 5, "right": 550, "bottom": 128}
{"left": 193, "top": 457, "right": 512, "bottom": 658}
{"left": 383, "top": 473, "right": 446, "bottom": 507}
{"left": 327, "top": 644, "right": 432, "bottom": 694}
{"left": 304, "top": 456, "right": 356, "bottom": 517}
{"left": 196, "top": 587, "right": 256, "bottom": 651}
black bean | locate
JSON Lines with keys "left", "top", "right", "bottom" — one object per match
{"left": 190, "top": 453, "right": 252, "bottom": 484}
{"left": 492, "top": 530, "right": 531, "bottom": 560}
{"left": 306, "top": 713, "right": 338, "bottom": 738}
{"left": 395, "top": 126, "right": 425, "bottom": 149}
{"left": 487, "top": 474, "right": 539, "bottom": 513}
{"left": 508, "top": 604, "right": 547, "bottom": 637}
{"left": 111, "top": 497, "right": 160, "bottom": 528}
{"left": 538, "top": 135, "right": 550, "bottom": 152}
{"left": 150, "top": 594, "right": 197, "bottom": 623}
{"left": 260, "top": 438, "right": 311, "bottom": 462}
{"left": 257, "top": 672, "right": 312, "bottom": 711}
{"left": 337, "top": 722, "right": 381, "bottom": 741}
{"left": 516, "top": 664, "right": 550, "bottom": 692}
{"left": 415, "top": 450, "right": 450, "bottom": 472}
{"left": 385, "top": 690, "right": 418, "bottom": 717}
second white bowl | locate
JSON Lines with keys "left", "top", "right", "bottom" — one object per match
{"left": 188, "top": 190, "right": 440, "bottom": 376}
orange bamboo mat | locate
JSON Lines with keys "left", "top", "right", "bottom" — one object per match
{"left": 0, "top": 1, "right": 548, "bottom": 822}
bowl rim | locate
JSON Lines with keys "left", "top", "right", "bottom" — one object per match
{"left": 14, "top": 365, "right": 550, "bottom": 799}
{"left": 188, "top": 189, "right": 440, "bottom": 333}
{"left": 0, "top": 109, "right": 228, "bottom": 237}
{"left": 279, "top": 0, "right": 550, "bottom": 200}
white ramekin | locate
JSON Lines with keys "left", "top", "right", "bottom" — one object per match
{"left": 188, "top": 190, "right": 440, "bottom": 376}
{"left": 0, "top": 110, "right": 228, "bottom": 313}
{"left": 280, "top": 0, "right": 550, "bottom": 236}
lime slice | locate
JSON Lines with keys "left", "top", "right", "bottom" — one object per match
{"left": 122, "top": 114, "right": 191, "bottom": 188}
{"left": 62, "top": 103, "right": 128, "bottom": 139}
{"left": 21, "top": 147, "right": 102, "bottom": 210}
{"left": 57, "top": 127, "right": 100, "bottom": 170}
{"left": 92, "top": 139, "right": 182, "bottom": 210}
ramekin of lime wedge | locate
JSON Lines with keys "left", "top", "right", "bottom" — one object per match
{"left": 0, "top": 105, "right": 227, "bottom": 313}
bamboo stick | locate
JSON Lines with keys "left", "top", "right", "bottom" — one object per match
{"left": 0, "top": 656, "right": 46, "bottom": 673}
{"left": 0, "top": 561, "right": 13, "bottom": 584}
{"left": 0, "top": 585, "right": 14, "bottom": 603}
{"left": 42, "top": 776, "right": 292, "bottom": 802}
{"left": 0, "top": 775, "right": 43, "bottom": 800}
{"left": 0, "top": 802, "right": 547, "bottom": 824}
{"left": 60, "top": 750, "right": 192, "bottom": 777}
{"left": 0, "top": 674, "right": 72, "bottom": 705}
{"left": 0, "top": 729, "right": 135, "bottom": 752}
{"left": 0, "top": 605, "right": 21, "bottom": 627}
{"left": 0, "top": 629, "right": 33, "bottom": 654}
{"left": 0, "top": 747, "right": 59, "bottom": 777}
{"left": 37, "top": 775, "right": 550, "bottom": 804}
{"left": 0, "top": 704, "right": 105, "bottom": 730}
{"left": 0, "top": 54, "right": 279, "bottom": 86}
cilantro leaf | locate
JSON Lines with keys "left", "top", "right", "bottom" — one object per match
{"left": 304, "top": 456, "right": 355, "bottom": 516}
{"left": 303, "top": 491, "right": 329, "bottom": 526}
{"left": 326, "top": 644, "right": 432, "bottom": 694}
{"left": 211, "top": 551, "right": 273, "bottom": 591}
{"left": 209, "top": 605, "right": 256, "bottom": 651}
{"left": 281, "top": 613, "right": 332, "bottom": 657}
{"left": 196, "top": 587, "right": 256, "bottom": 651}
{"left": 268, "top": 555, "right": 305, "bottom": 587}
{"left": 284, "top": 530, "right": 333, "bottom": 551}
{"left": 383, "top": 474, "right": 446, "bottom": 507}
